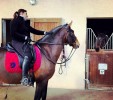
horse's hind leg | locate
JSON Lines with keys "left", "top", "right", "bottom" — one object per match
{"left": 34, "top": 81, "right": 48, "bottom": 100}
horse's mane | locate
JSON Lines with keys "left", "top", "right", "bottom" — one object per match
{"left": 36, "top": 24, "right": 68, "bottom": 44}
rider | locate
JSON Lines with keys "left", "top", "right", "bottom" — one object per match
{"left": 10, "top": 9, "right": 48, "bottom": 86}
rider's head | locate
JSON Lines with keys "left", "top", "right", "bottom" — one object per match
{"left": 13, "top": 9, "right": 28, "bottom": 20}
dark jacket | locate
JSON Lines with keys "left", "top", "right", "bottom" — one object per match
{"left": 10, "top": 16, "right": 44, "bottom": 42}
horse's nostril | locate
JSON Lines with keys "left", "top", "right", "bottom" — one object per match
{"left": 76, "top": 45, "right": 79, "bottom": 48}
{"left": 73, "top": 44, "right": 79, "bottom": 49}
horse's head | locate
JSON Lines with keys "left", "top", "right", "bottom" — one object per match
{"left": 37, "top": 22, "right": 80, "bottom": 49}
{"left": 62, "top": 22, "right": 80, "bottom": 49}
{"left": 94, "top": 33, "right": 108, "bottom": 52}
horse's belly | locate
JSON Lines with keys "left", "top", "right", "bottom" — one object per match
{"left": 0, "top": 71, "right": 21, "bottom": 84}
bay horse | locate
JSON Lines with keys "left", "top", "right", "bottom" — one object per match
{"left": 0, "top": 22, "right": 80, "bottom": 100}
{"left": 94, "top": 33, "right": 108, "bottom": 52}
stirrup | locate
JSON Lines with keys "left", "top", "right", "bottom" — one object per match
{"left": 21, "top": 77, "right": 29, "bottom": 86}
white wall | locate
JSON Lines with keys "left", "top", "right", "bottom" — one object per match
{"left": 0, "top": 0, "right": 113, "bottom": 89}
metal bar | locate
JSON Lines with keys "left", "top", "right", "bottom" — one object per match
{"left": 88, "top": 29, "right": 90, "bottom": 49}
{"left": 87, "top": 28, "right": 97, "bottom": 49}
{"left": 104, "top": 33, "right": 113, "bottom": 50}
{"left": 86, "top": 28, "right": 88, "bottom": 49}
{"left": 85, "top": 54, "right": 90, "bottom": 89}
{"left": 112, "top": 34, "right": 113, "bottom": 49}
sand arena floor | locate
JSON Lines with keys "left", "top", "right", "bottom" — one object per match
{"left": 0, "top": 85, "right": 113, "bottom": 100}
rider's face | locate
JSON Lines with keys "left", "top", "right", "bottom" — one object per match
{"left": 20, "top": 12, "right": 28, "bottom": 20}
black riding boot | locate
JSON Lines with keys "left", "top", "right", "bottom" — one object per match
{"left": 21, "top": 56, "right": 30, "bottom": 86}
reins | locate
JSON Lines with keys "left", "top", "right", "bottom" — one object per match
{"left": 31, "top": 25, "right": 77, "bottom": 74}
{"left": 36, "top": 42, "right": 76, "bottom": 74}
{"left": 58, "top": 46, "right": 76, "bottom": 74}
{"left": 34, "top": 25, "right": 76, "bottom": 65}
{"left": 37, "top": 42, "right": 76, "bottom": 64}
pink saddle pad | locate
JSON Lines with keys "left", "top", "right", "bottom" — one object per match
{"left": 5, "top": 46, "right": 41, "bottom": 73}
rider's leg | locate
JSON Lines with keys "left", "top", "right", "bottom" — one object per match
{"left": 21, "top": 56, "right": 31, "bottom": 86}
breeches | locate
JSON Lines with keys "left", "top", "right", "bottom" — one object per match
{"left": 12, "top": 40, "right": 32, "bottom": 61}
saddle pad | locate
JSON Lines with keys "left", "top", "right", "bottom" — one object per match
{"left": 5, "top": 46, "right": 42, "bottom": 73}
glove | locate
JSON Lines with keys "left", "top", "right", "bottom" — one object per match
{"left": 45, "top": 31, "right": 51, "bottom": 35}
{"left": 25, "top": 36, "right": 32, "bottom": 42}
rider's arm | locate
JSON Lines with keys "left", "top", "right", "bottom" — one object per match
{"left": 29, "top": 26, "right": 45, "bottom": 35}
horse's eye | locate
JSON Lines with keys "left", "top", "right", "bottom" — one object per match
{"left": 70, "top": 32, "right": 74, "bottom": 36}
{"left": 67, "top": 30, "right": 69, "bottom": 32}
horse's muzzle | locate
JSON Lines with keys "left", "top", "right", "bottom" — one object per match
{"left": 72, "top": 42, "right": 80, "bottom": 49}
{"left": 95, "top": 47, "right": 100, "bottom": 52}
{"left": 76, "top": 45, "right": 79, "bottom": 49}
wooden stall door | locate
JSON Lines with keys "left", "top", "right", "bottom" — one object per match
{"left": 30, "top": 18, "right": 62, "bottom": 41}
{"left": 88, "top": 51, "right": 113, "bottom": 88}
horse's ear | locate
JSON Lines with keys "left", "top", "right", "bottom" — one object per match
{"left": 66, "top": 21, "right": 73, "bottom": 28}
{"left": 105, "top": 35, "right": 108, "bottom": 37}
{"left": 69, "top": 21, "right": 73, "bottom": 26}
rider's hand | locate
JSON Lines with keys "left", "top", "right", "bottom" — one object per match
{"left": 44, "top": 31, "right": 51, "bottom": 35}
{"left": 25, "top": 36, "right": 32, "bottom": 42}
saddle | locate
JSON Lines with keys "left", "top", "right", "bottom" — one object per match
{"left": 6, "top": 42, "right": 36, "bottom": 66}
{"left": 6, "top": 42, "right": 36, "bottom": 62}
{"left": 4, "top": 42, "right": 42, "bottom": 73}
{"left": 6, "top": 43, "right": 15, "bottom": 52}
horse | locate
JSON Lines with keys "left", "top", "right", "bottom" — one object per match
{"left": 94, "top": 33, "right": 108, "bottom": 52}
{"left": 0, "top": 22, "right": 80, "bottom": 100}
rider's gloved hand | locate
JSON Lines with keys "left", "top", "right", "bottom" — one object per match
{"left": 25, "top": 36, "right": 32, "bottom": 42}
{"left": 44, "top": 31, "right": 51, "bottom": 35}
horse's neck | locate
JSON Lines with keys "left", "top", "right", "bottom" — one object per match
{"left": 42, "top": 34, "right": 64, "bottom": 63}
{"left": 51, "top": 32, "right": 65, "bottom": 59}
{"left": 50, "top": 44, "right": 63, "bottom": 62}
{"left": 39, "top": 27, "right": 66, "bottom": 63}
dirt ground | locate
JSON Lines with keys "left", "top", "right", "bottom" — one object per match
{"left": 0, "top": 85, "right": 113, "bottom": 100}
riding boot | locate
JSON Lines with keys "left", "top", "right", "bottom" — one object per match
{"left": 21, "top": 56, "right": 30, "bottom": 86}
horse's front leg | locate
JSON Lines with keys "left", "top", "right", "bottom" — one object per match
{"left": 34, "top": 80, "right": 48, "bottom": 100}
{"left": 34, "top": 82, "right": 42, "bottom": 100}
{"left": 42, "top": 81, "right": 48, "bottom": 100}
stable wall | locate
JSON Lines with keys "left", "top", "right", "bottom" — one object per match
{"left": 0, "top": 0, "right": 113, "bottom": 89}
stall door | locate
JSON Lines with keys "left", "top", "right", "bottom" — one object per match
{"left": 86, "top": 27, "right": 113, "bottom": 89}
{"left": 88, "top": 51, "right": 113, "bottom": 88}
